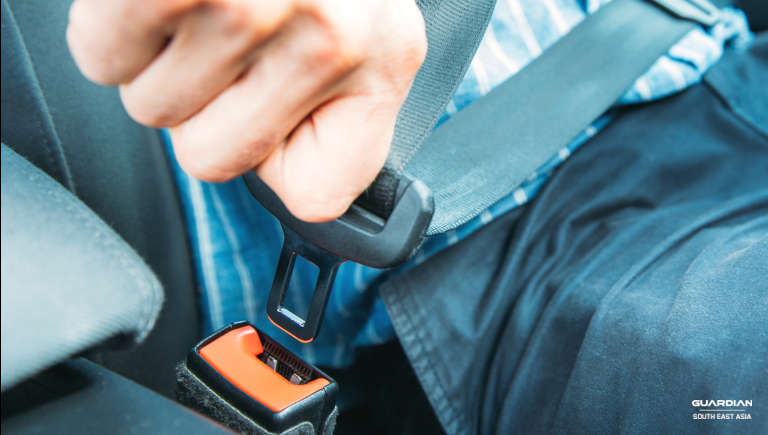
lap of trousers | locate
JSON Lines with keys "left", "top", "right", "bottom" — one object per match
{"left": 377, "top": 34, "right": 768, "bottom": 435}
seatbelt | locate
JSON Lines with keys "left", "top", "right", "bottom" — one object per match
{"left": 354, "top": 0, "right": 498, "bottom": 218}
{"left": 243, "top": 0, "right": 724, "bottom": 342}
{"left": 409, "top": 0, "right": 722, "bottom": 234}
{"left": 366, "top": 0, "right": 722, "bottom": 226}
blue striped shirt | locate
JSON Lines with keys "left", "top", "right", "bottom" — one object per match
{"left": 164, "top": 0, "right": 751, "bottom": 367}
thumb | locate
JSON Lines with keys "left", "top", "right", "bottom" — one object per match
{"left": 255, "top": 94, "right": 397, "bottom": 222}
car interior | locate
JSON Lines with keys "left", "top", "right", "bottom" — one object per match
{"left": 2, "top": 0, "right": 766, "bottom": 434}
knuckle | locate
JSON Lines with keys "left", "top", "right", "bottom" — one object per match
{"left": 214, "top": 1, "right": 261, "bottom": 35}
{"left": 151, "top": 0, "right": 199, "bottom": 25}
{"left": 243, "top": 131, "right": 280, "bottom": 157}
{"left": 209, "top": 0, "right": 291, "bottom": 44}
{"left": 318, "top": 33, "right": 362, "bottom": 75}
{"left": 303, "top": 4, "right": 364, "bottom": 74}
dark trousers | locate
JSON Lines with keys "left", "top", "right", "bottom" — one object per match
{"left": 358, "top": 36, "right": 768, "bottom": 435}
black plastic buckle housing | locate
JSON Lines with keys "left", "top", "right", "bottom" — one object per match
{"left": 243, "top": 172, "right": 434, "bottom": 342}
{"left": 182, "top": 322, "right": 338, "bottom": 434}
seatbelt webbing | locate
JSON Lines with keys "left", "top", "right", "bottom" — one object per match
{"left": 355, "top": 0, "right": 497, "bottom": 218}
{"left": 385, "top": 0, "right": 719, "bottom": 235}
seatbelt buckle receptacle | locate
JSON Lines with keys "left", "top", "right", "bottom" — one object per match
{"left": 177, "top": 322, "right": 338, "bottom": 434}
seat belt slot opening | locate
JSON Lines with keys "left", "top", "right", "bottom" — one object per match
{"left": 266, "top": 227, "right": 342, "bottom": 343}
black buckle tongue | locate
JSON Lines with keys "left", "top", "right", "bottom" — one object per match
{"left": 267, "top": 226, "right": 342, "bottom": 342}
{"left": 243, "top": 173, "right": 434, "bottom": 342}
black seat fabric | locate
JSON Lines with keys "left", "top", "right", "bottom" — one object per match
{"left": 1, "top": 145, "right": 164, "bottom": 391}
{"left": 1, "top": 0, "right": 199, "bottom": 397}
{"left": 2, "top": 358, "right": 232, "bottom": 435}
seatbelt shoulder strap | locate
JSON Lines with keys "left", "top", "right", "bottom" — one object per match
{"left": 407, "top": 0, "right": 723, "bottom": 234}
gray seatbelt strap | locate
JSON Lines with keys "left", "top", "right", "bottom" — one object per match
{"left": 355, "top": 0, "right": 497, "bottom": 218}
{"left": 399, "top": 0, "right": 722, "bottom": 234}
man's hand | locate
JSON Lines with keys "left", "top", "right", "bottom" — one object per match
{"left": 67, "top": 0, "right": 426, "bottom": 221}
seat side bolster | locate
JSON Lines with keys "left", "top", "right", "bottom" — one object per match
{"left": 0, "top": 145, "right": 164, "bottom": 391}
